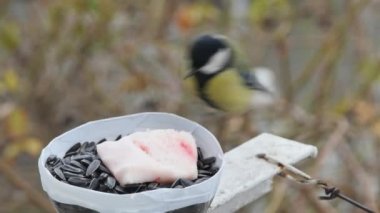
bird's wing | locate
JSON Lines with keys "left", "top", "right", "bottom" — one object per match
{"left": 239, "top": 69, "right": 269, "bottom": 92}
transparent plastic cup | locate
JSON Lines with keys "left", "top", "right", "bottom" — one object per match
{"left": 38, "top": 112, "right": 224, "bottom": 213}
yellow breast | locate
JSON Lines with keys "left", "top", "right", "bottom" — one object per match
{"left": 204, "top": 70, "right": 252, "bottom": 113}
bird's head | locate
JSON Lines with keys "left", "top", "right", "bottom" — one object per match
{"left": 185, "top": 34, "right": 233, "bottom": 78}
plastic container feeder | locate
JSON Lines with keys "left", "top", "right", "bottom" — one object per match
{"left": 38, "top": 112, "right": 224, "bottom": 213}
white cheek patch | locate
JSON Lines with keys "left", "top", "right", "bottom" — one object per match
{"left": 199, "top": 48, "right": 231, "bottom": 74}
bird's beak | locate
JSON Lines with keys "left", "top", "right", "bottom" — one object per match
{"left": 183, "top": 70, "right": 198, "bottom": 79}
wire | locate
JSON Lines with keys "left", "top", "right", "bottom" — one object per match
{"left": 256, "top": 153, "right": 375, "bottom": 213}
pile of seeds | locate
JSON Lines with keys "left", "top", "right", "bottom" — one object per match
{"left": 45, "top": 135, "right": 219, "bottom": 194}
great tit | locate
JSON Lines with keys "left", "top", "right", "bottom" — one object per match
{"left": 184, "top": 34, "right": 275, "bottom": 113}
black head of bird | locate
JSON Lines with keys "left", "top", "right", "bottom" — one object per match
{"left": 186, "top": 34, "right": 233, "bottom": 79}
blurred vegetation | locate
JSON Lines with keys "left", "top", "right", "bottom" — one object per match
{"left": 0, "top": 0, "right": 379, "bottom": 212}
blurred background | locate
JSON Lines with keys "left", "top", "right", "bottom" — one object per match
{"left": 0, "top": 0, "right": 379, "bottom": 212}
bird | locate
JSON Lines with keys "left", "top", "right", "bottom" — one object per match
{"left": 184, "top": 34, "right": 276, "bottom": 114}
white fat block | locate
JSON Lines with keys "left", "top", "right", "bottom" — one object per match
{"left": 97, "top": 129, "right": 198, "bottom": 185}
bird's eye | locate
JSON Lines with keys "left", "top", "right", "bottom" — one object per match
{"left": 199, "top": 48, "right": 231, "bottom": 75}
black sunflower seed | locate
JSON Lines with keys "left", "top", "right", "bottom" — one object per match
{"left": 197, "top": 147, "right": 203, "bottom": 160}
{"left": 114, "top": 185, "right": 126, "bottom": 194}
{"left": 134, "top": 184, "right": 146, "bottom": 193}
{"left": 210, "top": 166, "right": 219, "bottom": 175}
{"left": 68, "top": 177, "right": 90, "bottom": 186}
{"left": 197, "top": 160, "right": 203, "bottom": 168}
{"left": 85, "top": 142, "right": 96, "bottom": 153}
{"left": 195, "top": 177, "right": 209, "bottom": 183}
{"left": 174, "top": 185, "right": 184, "bottom": 189}
{"left": 124, "top": 183, "right": 142, "bottom": 191}
{"left": 53, "top": 167, "right": 66, "bottom": 181}
{"left": 62, "top": 171, "right": 85, "bottom": 178}
{"left": 98, "top": 184, "right": 108, "bottom": 192}
{"left": 80, "top": 142, "right": 89, "bottom": 153}
{"left": 171, "top": 179, "right": 181, "bottom": 188}
{"left": 180, "top": 179, "right": 193, "bottom": 187}
{"left": 147, "top": 182, "right": 158, "bottom": 190}
{"left": 202, "top": 157, "right": 216, "bottom": 165}
{"left": 70, "top": 160, "right": 86, "bottom": 170}
{"left": 62, "top": 164, "right": 84, "bottom": 173}
{"left": 199, "top": 169, "right": 212, "bottom": 175}
{"left": 63, "top": 157, "right": 71, "bottom": 165}
{"left": 46, "top": 155, "right": 58, "bottom": 166}
{"left": 97, "top": 138, "right": 106, "bottom": 144}
{"left": 52, "top": 160, "right": 63, "bottom": 169}
{"left": 72, "top": 154, "right": 93, "bottom": 161}
{"left": 99, "top": 172, "right": 108, "bottom": 180}
{"left": 115, "top": 135, "right": 122, "bottom": 141}
{"left": 99, "top": 164, "right": 110, "bottom": 173}
{"left": 65, "top": 143, "right": 81, "bottom": 155}
{"left": 90, "top": 171, "right": 100, "bottom": 179}
{"left": 80, "top": 159, "right": 92, "bottom": 166}
{"left": 86, "top": 159, "right": 101, "bottom": 176}
{"left": 65, "top": 151, "right": 78, "bottom": 157}
{"left": 105, "top": 176, "right": 116, "bottom": 189}
{"left": 89, "top": 178, "right": 100, "bottom": 190}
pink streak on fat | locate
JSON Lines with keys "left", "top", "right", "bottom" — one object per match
{"left": 180, "top": 140, "right": 195, "bottom": 160}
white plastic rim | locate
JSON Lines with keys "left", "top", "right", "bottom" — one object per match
{"left": 38, "top": 112, "right": 224, "bottom": 213}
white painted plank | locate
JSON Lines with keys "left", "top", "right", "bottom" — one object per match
{"left": 208, "top": 133, "right": 318, "bottom": 213}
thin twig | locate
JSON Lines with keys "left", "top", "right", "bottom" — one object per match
{"left": 275, "top": 35, "right": 293, "bottom": 105}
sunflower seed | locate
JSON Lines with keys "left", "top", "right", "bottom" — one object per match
{"left": 80, "top": 159, "right": 92, "bottom": 166}
{"left": 197, "top": 147, "right": 203, "bottom": 160}
{"left": 115, "top": 135, "right": 122, "bottom": 141}
{"left": 201, "top": 164, "right": 211, "bottom": 170}
{"left": 68, "top": 177, "right": 90, "bottom": 186}
{"left": 105, "top": 176, "right": 116, "bottom": 189}
{"left": 98, "top": 184, "right": 108, "bottom": 192}
{"left": 72, "top": 154, "right": 93, "bottom": 161}
{"left": 195, "top": 177, "right": 209, "bottom": 183}
{"left": 171, "top": 179, "right": 182, "bottom": 188}
{"left": 52, "top": 160, "right": 63, "bottom": 169}
{"left": 115, "top": 185, "right": 126, "bottom": 194}
{"left": 46, "top": 155, "right": 58, "bottom": 166}
{"left": 134, "top": 184, "right": 146, "bottom": 193}
{"left": 63, "top": 157, "right": 71, "bottom": 165}
{"left": 210, "top": 166, "right": 219, "bottom": 175}
{"left": 198, "top": 169, "right": 212, "bottom": 176}
{"left": 147, "top": 182, "right": 158, "bottom": 190}
{"left": 62, "top": 164, "right": 84, "bottom": 173}
{"left": 99, "top": 172, "right": 108, "bottom": 180}
{"left": 80, "top": 142, "right": 89, "bottom": 153}
{"left": 99, "top": 164, "right": 110, "bottom": 173}
{"left": 197, "top": 160, "right": 203, "bottom": 168}
{"left": 62, "top": 171, "right": 85, "bottom": 178}
{"left": 97, "top": 138, "right": 106, "bottom": 144}
{"left": 202, "top": 157, "right": 216, "bottom": 165}
{"left": 180, "top": 179, "right": 193, "bottom": 187}
{"left": 69, "top": 160, "right": 86, "bottom": 170}
{"left": 86, "top": 159, "right": 101, "bottom": 176}
{"left": 54, "top": 167, "right": 66, "bottom": 181}
{"left": 85, "top": 142, "right": 96, "bottom": 153}
{"left": 65, "top": 143, "right": 81, "bottom": 155}
{"left": 89, "top": 178, "right": 100, "bottom": 190}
